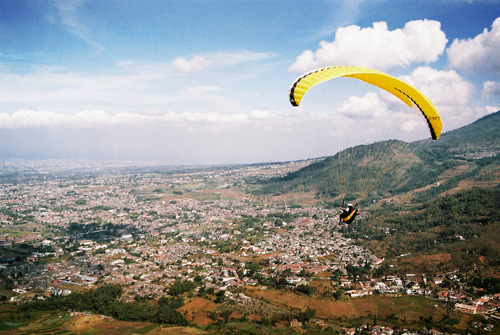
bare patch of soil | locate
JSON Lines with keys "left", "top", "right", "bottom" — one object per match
{"left": 177, "top": 297, "right": 217, "bottom": 327}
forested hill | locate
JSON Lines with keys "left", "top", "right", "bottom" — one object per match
{"left": 252, "top": 110, "right": 500, "bottom": 206}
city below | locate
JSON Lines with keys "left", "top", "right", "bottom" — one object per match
{"left": 0, "top": 159, "right": 498, "bottom": 334}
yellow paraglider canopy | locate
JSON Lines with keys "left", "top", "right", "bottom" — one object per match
{"left": 289, "top": 65, "right": 443, "bottom": 140}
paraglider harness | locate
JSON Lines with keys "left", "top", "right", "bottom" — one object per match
{"left": 339, "top": 199, "right": 359, "bottom": 224}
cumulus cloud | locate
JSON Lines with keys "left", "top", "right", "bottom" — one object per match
{"left": 447, "top": 17, "right": 500, "bottom": 73}
{"left": 400, "top": 67, "right": 474, "bottom": 107}
{"left": 398, "top": 67, "right": 493, "bottom": 131}
{"left": 337, "top": 67, "right": 475, "bottom": 121}
{"left": 402, "top": 67, "right": 500, "bottom": 132}
{"left": 335, "top": 89, "right": 427, "bottom": 140}
{"left": 289, "top": 20, "right": 447, "bottom": 73}
{"left": 332, "top": 66, "right": 484, "bottom": 138}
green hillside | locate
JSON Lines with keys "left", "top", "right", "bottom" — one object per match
{"left": 252, "top": 110, "right": 500, "bottom": 207}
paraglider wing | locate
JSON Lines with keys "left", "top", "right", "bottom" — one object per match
{"left": 289, "top": 65, "right": 442, "bottom": 140}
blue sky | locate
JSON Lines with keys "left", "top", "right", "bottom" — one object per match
{"left": 0, "top": 0, "right": 499, "bottom": 165}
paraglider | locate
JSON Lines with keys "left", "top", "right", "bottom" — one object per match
{"left": 339, "top": 202, "right": 358, "bottom": 224}
{"left": 289, "top": 65, "right": 443, "bottom": 140}
{"left": 289, "top": 65, "right": 443, "bottom": 223}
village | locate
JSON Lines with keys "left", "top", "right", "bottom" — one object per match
{"left": 0, "top": 161, "right": 499, "bottom": 333}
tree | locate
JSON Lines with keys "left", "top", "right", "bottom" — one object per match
{"left": 296, "top": 308, "right": 316, "bottom": 323}
{"left": 246, "top": 262, "right": 259, "bottom": 278}
{"left": 334, "top": 288, "right": 344, "bottom": 300}
{"left": 215, "top": 290, "right": 225, "bottom": 304}
{"left": 220, "top": 308, "right": 232, "bottom": 323}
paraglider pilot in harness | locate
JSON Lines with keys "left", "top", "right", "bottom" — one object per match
{"left": 339, "top": 202, "right": 359, "bottom": 224}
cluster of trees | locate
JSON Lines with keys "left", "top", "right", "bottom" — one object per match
{"left": 19, "top": 284, "right": 188, "bottom": 325}
{"left": 256, "top": 307, "right": 316, "bottom": 327}
{"left": 168, "top": 279, "right": 196, "bottom": 296}
{"left": 346, "top": 263, "right": 370, "bottom": 281}
{"left": 65, "top": 221, "right": 129, "bottom": 241}
{"left": 295, "top": 283, "right": 315, "bottom": 295}
{"left": 468, "top": 275, "right": 500, "bottom": 294}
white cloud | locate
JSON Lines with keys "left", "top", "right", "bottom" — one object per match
{"left": 0, "top": 65, "right": 246, "bottom": 115}
{"left": 337, "top": 67, "right": 475, "bottom": 119}
{"left": 180, "top": 111, "right": 247, "bottom": 124}
{"left": 248, "top": 109, "right": 277, "bottom": 121}
{"left": 482, "top": 105, "right": 500, "bottom": 116}
{"left": 53, "top": 0, "right": 103, "bottom": 51}
{"left": 173, "top": 51, "right": 276, "bottom": 73}
{"left": 177, "top": 85, "right": 224, "bottom": 99}
{"left": 332, "top": 66, "right": 481, "bottom": 138}
{"left": 447, "top": 17, "right": 500, "bottom": 73}
{"left": 0, "top": 110, "right": 67, "bottom": 128}
{"left": 400, "top": 67, "right": 474, "bottom": 107}
{"left": 338, "top": 92, "right": 389, "bottom": 119}
{"left": 216, "top": 51, "right": 276, "bottom": 66}
{"left": 399, "top": 67, "right": 494, "bottom": 131}
{"left": 400, "top": 119, "right": 423, "bottom": 133}
{"left": 173, "top": 56, "right": 213, "bottom": 73}
{"left": 0, "top": 110, "right": 151, "bottom": 129}
{"left": 313, "top": 0, "right": 364, "bottom": 40}
{"left": 0, "top": 108, "right": 287, "bottom": 130}
{"left": 335, "top": 90, "right": 426, "bottom": 140}
{"left": 289, "top": 50, "right": 317, "bottom": 74}
{"left": 175, "top": 85, "right": 243, "bottom": 113}
{"left": 289, "top": 20, "right": 447, "bottom": 73}
{"left": 482, "top": 81, "right": 500, "bottom": 98}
